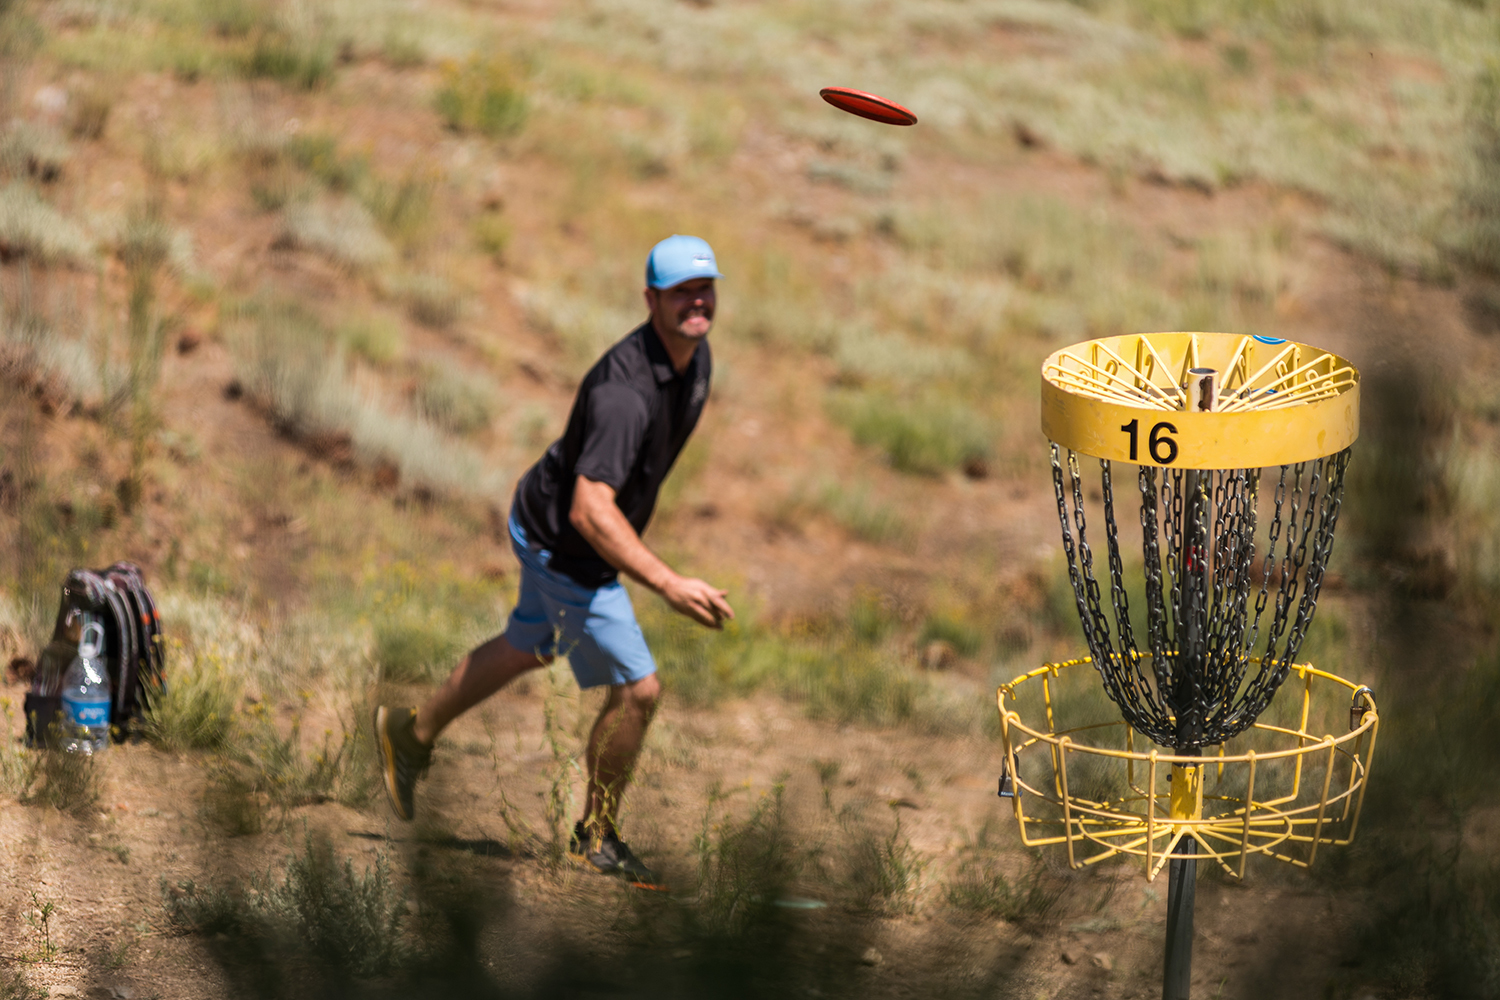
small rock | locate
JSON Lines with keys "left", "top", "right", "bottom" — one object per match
{"left": 1060, "top": 948, "right": 1081, "bottom": 965}
{"left": 860, "top": 947, "right": 884, "bottom": 967}
{"left": 110, "top": 987, "right": 136, "bottom": 1000}
{"left": 1091, "top": 952, "right": 1113, "bottom": 972}
{"left": 50, "top": 988, "right": 80, "bottom": 999}
{"left": 176, "top": 329, "right": 202, "bottom": 354}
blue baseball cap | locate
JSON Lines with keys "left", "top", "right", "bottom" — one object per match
{"left": 645, "top": 234, "right": 724, "bottom": 289}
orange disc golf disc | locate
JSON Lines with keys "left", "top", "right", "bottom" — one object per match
{"left": 819, "top": 87, "right": 918, "bottom": 126}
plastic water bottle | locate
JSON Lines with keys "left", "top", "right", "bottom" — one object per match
{"left": 60, "top": 620, "right": 110, "bottom": 754}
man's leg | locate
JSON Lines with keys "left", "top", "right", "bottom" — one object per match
{"left": 376, "top": 634, "right": 549, "bottom": 821}
{"left": 413, "top": 634, "right": 551, "bottom": 745}
{"left": 580, "top": 673, "right": 660, "bottom": 834}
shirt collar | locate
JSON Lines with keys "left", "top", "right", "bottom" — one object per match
{"left": 641, "top": 321, "right": 692, "bottom": 384}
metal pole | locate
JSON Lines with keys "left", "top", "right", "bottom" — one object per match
{"left": 1163, "top": 367, "right": 1216, "bottom": 1000}
{"left": 1163, "top": 766, "right": 1197, "bottom": 1000}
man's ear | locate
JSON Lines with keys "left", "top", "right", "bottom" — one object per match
{"left": 643, "top": 286, "right": 658, "bottom": 312}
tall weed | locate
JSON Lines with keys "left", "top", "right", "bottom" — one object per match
{"left": 693, "top": 780, "right": 802, "bottom": 934}
{"left": 840, "top": 812, "right": 926, "bottom": 914}
{"left": 946, "top": 856, "right": 1066, "bottom": 926}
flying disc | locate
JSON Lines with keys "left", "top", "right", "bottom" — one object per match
{"left": 819, "top": 87, "right": 917, "bottom": 126}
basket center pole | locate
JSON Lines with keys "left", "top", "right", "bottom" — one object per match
{"left": 1164, "top": 367, "right": 1216, "bottom": 1000}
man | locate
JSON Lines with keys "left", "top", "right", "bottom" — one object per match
{"left": 374, "top": 234, "right": 734, "bottom": 889}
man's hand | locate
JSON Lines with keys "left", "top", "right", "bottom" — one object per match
{"left": 571, "top": 476, "right": 735, "bottom": 629}
{"left": 661, "top": 575, "right": 735, "bottom": 630}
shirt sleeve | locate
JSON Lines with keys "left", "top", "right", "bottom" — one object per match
{"left": 573, "top": 382, "right": 650, "bottom": 492}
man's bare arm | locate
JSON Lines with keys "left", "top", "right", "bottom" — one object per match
{"left": 570, "top": 475, "right": 734, "bottom": 629}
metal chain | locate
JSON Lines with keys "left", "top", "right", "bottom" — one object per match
{"left": 1101, "top": 459, "right": 1163, "bottom": 717}
{"left": 1052, "top": 441, "right": 1352, "bottom": 751}
{"left": 1138, "top": 466, "right": 1173, "bottom": 697}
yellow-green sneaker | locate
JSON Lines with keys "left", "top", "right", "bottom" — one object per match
{"left": 373, "top": 706, "right": 431, "bottom": 821}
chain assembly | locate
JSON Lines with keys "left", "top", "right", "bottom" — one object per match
{"left": 1050, "top": 446, "right": 1350, "bottom": 750}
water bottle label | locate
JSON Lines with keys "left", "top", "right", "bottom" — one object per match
{"left": 63, "top": 699, "right": 109, "bottom": 728}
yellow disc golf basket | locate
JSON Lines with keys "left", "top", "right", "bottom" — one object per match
{"left": 998, "top": 332, "right": 1378, "bottom": 999}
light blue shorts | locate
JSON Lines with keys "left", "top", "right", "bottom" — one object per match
{"left": 501, "top": 513, "right": 657, "bottom": 690}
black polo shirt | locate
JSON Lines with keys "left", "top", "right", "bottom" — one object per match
{"left": 512, "top": 321, "right": 711, "bottom": 587}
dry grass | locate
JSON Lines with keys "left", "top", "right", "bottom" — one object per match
{"left": 232, "top": 302, "right": 499, "bottom": 498}
{"left": 277, "top": 198, "right": 394, "bottom": 272}
{"left": 414, "top": 358, "right": 496, "bottom": 436}
{"left": 0, "top": 183, "right": 92, "bottom": 265}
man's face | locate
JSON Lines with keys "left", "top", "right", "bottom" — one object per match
{"left": 646, "top": 278, "right": 716, "bottom": 343}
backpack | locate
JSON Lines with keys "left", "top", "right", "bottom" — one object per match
{"left": 24, "top": 562, "right": 165, "bottom": 746}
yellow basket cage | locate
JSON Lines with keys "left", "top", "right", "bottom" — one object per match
{"left": 995, "top": 657, "right": 1379, "bottom": 881}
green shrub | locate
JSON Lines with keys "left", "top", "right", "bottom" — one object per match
{"left": 163, "top": 829, "right": 407, "bottom": 977}
{"left": 284, "top": 133, "right": 368, "bottom": 192}
{"left": 361, "top": 170, "right": 435, "bottom": 249}
{"left": 415, "top": 360, "right": 495, "bottom": 435}
{"left": 381, "top": 30, "right": 427, "bottom": 68}
{"left": 244, "top": 31, "right": 334, "bottom": 90}
{"left": 335, "top": 314, "right": 404, "bottom": 366}
{"left": 375, "top": 615, "right": 465, "bottom": 684}
{"left": 472, "top": 210, "right": 511, "bottom": 262}
{"left": 435, "top": 56, "right": 528, "bottom": 138}
{"left": 918, "top": 611, "right": 983, "bottom": 657}
{"left": 830, "top": 391, "right": 992, "bottom": 476}
{"left": 813, "top": 481, "right": 910, "bottom": 545}
{"left": 142, "top": 656, "right": 241, "bottom": 752}
{"left": 198, "top": 0, "right": 267, "bottom": 38}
